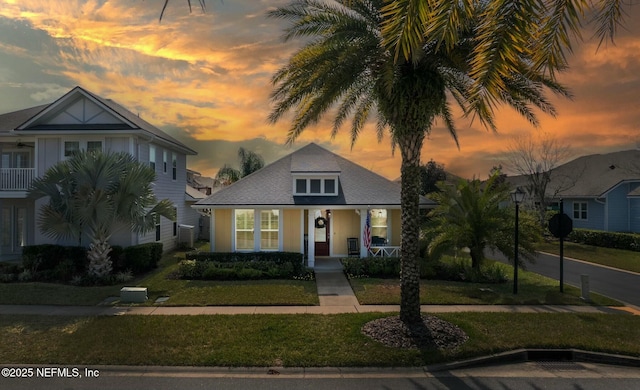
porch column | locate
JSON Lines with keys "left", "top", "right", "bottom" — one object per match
{"left": 209, "top": 209, "right": 215, "bottom": 252}
{"left": 307, "top": 209, "right": 315, "bottom": 267}
{"left": 359, "top": 208, "right": 368, "bottom": 258}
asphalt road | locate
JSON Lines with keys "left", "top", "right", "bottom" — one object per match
{"left": 2, "top": 363, "right": 640, "bottom": 390}
{"left": 489, "top": 249, "right": 640, "bottom": 307}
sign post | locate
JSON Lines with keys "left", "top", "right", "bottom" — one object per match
{"left": 548, "top": 199, "right": 573, "bottom": 293}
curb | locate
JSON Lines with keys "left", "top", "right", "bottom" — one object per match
{"left": 425, "top": 349, "right": 640, "bottom": 372}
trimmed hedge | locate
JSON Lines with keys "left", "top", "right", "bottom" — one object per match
{"left": 341, "top": 257, "right": 401, "bottom": 278}
{"left": 20, "top": 242, "right": 163, "bottom": 282}
{"left": 567, "top": 229, "right": 640, "bottom": 252}
{"left": 22, "top": 245, "right": 87, "bottom": 281}
{"left": 179, "top": 251, "right": 304, "bottom": 280}
{"left": 122, "top": 243, "right": 163, "bottom": 274}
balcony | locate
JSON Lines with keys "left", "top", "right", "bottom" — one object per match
{"left": 0, "top": 168, "right": 36, "bottom": 191}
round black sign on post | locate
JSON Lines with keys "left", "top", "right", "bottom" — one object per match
{"left": 548, "top": 213, "right": 573, "bottom": 238}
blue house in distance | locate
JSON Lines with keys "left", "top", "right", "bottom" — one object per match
{"left": 511, "top": 149, "right": 640, "bottom": 233}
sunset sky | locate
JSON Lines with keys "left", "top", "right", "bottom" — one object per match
{"left": 1, "top": 0, "right": 639, "bottom": 180}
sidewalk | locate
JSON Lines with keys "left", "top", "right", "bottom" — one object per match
{"left": 0, "top": 256, "right": 638, "bottom": 316}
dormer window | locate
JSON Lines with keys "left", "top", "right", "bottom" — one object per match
{"left": 294, "top": 176, "right": 338, "bottom": 196}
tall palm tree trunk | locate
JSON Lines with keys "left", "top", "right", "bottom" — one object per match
{"left": 398, "top": 131, "right": 426, "bottom": 325}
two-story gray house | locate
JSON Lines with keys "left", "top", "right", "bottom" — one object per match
{"left": 0, "top": 86, "right": 197, "bottom": 261}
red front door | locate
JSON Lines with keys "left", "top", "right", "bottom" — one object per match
{"left": 314, "top": 211, "right": 330, "bottom": 256}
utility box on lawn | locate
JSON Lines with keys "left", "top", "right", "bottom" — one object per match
{"left": 120, "top": 287, "right": 148, "bottom": 303}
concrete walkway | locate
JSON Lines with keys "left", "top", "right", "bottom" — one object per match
{"left": 0, "top": 256, "right": 638, "bottom": 316}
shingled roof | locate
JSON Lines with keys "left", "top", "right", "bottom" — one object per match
{"left": 194, "top": 143, "right": 435, "bottom": 208}
{"left": 0, "top": 86, "right": 196, "bottom": 155}
{"left": 506, "top": 149, "right": 640, "bottom": 198}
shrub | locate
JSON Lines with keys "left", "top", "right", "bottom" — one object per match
{"left": 180, "top": 251, "right": 304, "bottom": 280}
{"left": 567, "top": 229, "right": 640, "bottom": 251}
{"left": 21, "top": 245, "right": 87, "bottom": 282}
{"left": 436, "top": 258, "right": 508, "bottom": 284}
{"left": 122, "top": 243, "right": 163, "bottom": 274}
{"left": 341, "top": 257, "right": 400, "bottom": 278}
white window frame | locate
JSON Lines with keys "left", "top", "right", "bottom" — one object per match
{"left": 292, "top": 176, "right": 339, "bottom": 196}
{"left": 154, "top": 213, "right": 161, "bottom": 242}
{"left": 163, "top": 150, "right": 168, "bottom": 174}
{"left": 234, "top": 209, "right": 255, "bottom": 251}
{"left": 370, "top": 209, "right": 388, "bottom": 245}
{"left": 149, "top": 145, "right": 156, "bottom": 171}
{"left": 260, "top": 209, "right": 280, "bottom": 251}
{"left": 573, "top": 202, "right": 588, "bottom": 220}
{"left": 172, "top": 152, "right": 177, "bottom": 180}
{"left": 63, "top": 139, "right": 104, "bottom": 157}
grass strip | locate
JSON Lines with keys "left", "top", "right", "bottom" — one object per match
{"left": 537, "top": 241, "right": 640, "bottom": 274}
{"left": 350, "top": 268, "right": 621, "bottom": 306}
{"left": 0, "top": 313, "right": 637, "bottom": 367}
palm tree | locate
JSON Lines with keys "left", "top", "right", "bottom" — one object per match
{"left": 380, "top": 1, "right": 629, "bottom": 115}
{"left": 215, "top": 147, "right": 265, "bottom": 185}
{"left": 29, "top": 151, "right": 176, "bottom": 278}
{"left": 268, "top": 0, "right": 568, "bottom": 325}
{"left": 427, "top": 172, "right": 540, "bottom": 271}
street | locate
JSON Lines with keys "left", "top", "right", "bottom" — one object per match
{"left": 489, "top": 249, "right": 640, "bottom": 307}
{"left": 2, "top": 362, "right": 640, "bottom": 390}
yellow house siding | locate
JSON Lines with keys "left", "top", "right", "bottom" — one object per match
{"left": 283, "top": 209, "right": 302, "bottom": 252}
{"left": 214, "top": 209, "right": 232, "bottom": 252}
{"left": 332, "top": 209, "right": 361, "bottom": 255}
{"left": 390, "top": 209, "right": 401, "bottom": 246}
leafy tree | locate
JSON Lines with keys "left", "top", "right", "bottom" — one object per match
{"left": 268, "top": 0, "right": 568, "bottom": 325}
{"left": 29, "top": 151, "right": 175, "bottom": 278}
{"left": 215, "top": 147, "right": 265, "bottom": 185}
{"left": 488, "top": 165, "right": 507, "bottom": 190}
{"left": 420, "top": 160, "right": 447, "bottom": 195}
{"left": 427, "top": 172, "right": 541, "bottom": 270}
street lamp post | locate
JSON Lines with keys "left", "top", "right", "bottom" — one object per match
{"left": 511, "top": 187, "right": 526, "bottom": 294}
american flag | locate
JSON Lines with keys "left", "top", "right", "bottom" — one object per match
{"left": 363, "top": 209, "right": 371, "bottom": 251}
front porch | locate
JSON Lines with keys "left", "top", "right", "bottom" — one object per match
{"left": 205, "top": 207, "right": 401, "bottom": 269}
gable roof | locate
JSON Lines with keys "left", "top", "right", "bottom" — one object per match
{"left": 507, "top": 149, "right": 640, "bottom": 198}
{"left": 0, "top": 86, "right": 196, "bottom": 155}
{"left": 195, "top": 143, "right": 435, "bottom": 208}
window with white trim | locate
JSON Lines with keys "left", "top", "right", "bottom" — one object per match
{"left": 370, "top": 209, "right": 388, "bottom": 245}
{"left": 163, "top": 150, "right": 168, "bottom": 173}
{"left": 260, "top": 210, "right": 279, "bottom": 250}
{"left": 573, "top": 202, "right": 588, "bottom": 220}
{"left": 293, "top": 177, "right": 338, "bottom": 196}
{"left": 64, "top": 141, "right": 79, "bottom": 157}
{"left": 149, "top": 145, "right": 156, "bottom": 170}
{"left": 172, "top": 152, "right": 177, "bottom": 180}
{"left": 235, "top": 209, "right": 255, "bottom": 250}
{"left": 154, "top": 213, "right": 161, "bottom": 241}
{"left": 64, "top": 140, "right": 102, "bottom": 157}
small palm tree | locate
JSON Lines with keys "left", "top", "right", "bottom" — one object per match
{"left": 427, "top": 172, "right": 540, "bottom": 270}
{"left": 29, "top": 151, "right": 176, "bottom": 278}
{"left": 215, "top": 147, "right": 264, "bottom": 185}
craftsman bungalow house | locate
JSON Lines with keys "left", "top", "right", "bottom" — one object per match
{"left": 193, "top": 143, "right": 436, "bottom": 267}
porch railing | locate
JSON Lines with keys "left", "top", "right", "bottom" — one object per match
{"left": 368, "top": 246, "right": 400, "bottom": 257}
{"left": 0, "top": 168, "right": 36, "bottom": 191}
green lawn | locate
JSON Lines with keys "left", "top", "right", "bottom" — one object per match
{"left": 0, "top": 282, "right": 123, "bottom": 306}
{"left": 0, "top": 243, "right": 319, "bottom": 306}
{"left": 350, "top": 263, "right": 621, "bottom": 306}
{"left": 1, "top": 313, "right": 638, "bottom": 367}
{"left": 537, "top": 241, "right": 640, "bottom": 273}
